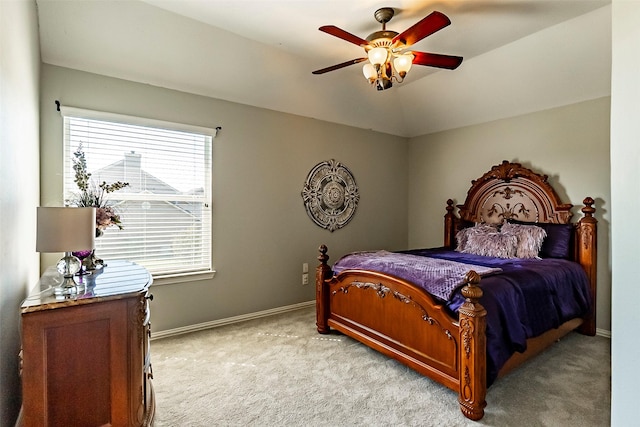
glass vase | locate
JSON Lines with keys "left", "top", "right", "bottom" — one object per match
{"left": 72, "top": 249, "right": 93, "bottom": 275}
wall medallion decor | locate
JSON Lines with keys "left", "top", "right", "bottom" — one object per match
{"left": 302, "top": 159, "right": 359, "bottom": 232}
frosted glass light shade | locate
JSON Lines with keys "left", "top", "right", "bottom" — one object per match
{"left": 367, "top": 47, "right": 388, "bottom": 66}
{"left": 36, "top": 207, "right": 96, "bottom": 253}
{"left": 393, "top": 54, "right": 414, "bottom": 77}
{"left": 362, "top": 63, "right": 377, "bottom": 80}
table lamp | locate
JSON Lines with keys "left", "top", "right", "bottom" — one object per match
{"left": 36, "top": 207, "right": 96, "bottom": 296}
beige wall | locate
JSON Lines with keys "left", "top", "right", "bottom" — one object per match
{"left": 407, "top": 97, "right": 611, "bottom": 333}
{"left": 40, "top": 64, "right": 409, "bottom": 332}
{"left": 0, "top": 0, "right": 41, "bottom": 425}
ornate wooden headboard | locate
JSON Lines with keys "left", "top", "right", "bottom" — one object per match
{"left": 443, "top": 160, "right": 597, "bottom": 335}
{"left": 456, "top": 160, "right": 573, "bottom": 225}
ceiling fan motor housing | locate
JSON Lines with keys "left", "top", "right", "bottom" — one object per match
{"left": 367, "top": 7, "right": 402, "bottom": 50}
{"left": 366, "top": 30, "right": 400, "bottom": 49}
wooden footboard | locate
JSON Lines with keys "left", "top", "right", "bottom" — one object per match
{"left": 316, "top": 245, "right": 488, "bottom": 420}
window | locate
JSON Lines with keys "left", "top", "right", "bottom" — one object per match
{"left": 61, "top": 107, "right": 213, "bottom": 279}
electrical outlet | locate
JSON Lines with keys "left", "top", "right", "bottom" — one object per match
{"left": 302, "top": 273, "right": 309, "bottom": 285}
{"left": 302, "top": 263, "right": 309, "bottom": 273}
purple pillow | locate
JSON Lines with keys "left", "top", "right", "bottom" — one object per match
{"left": 508, "top": 219, "right": 573, "bottom": 259}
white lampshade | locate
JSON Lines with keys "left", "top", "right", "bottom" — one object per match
{"left": 393, "top": 54, "right": 414, "bottom": 77}
{"left": 367, "top": 47, "right": 388, "bottom": 66}
{"left": 36, "top": 207, "right": 96, "bottom": 253}
{"left": 362, "top": 63, "right": 377, "bottom": 81}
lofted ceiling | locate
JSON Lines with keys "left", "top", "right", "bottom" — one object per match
{"left": 36, "top": 0, "right": 611, "bottom": 137}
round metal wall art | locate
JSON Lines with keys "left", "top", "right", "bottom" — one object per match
{"left": 302, "top": 159, "right": 359, "bottom": 232}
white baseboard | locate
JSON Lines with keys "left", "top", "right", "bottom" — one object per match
{"left": 151, "top": 300, "right": 612, "bottom": 341}
{"left": 151, "top": 300, "right": 315, "bottom": 340}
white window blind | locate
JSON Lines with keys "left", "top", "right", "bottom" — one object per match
{"left": 61, "top": 107, "right": 213, "bottom": 278}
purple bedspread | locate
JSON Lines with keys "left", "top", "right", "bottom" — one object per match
{"left": 332, "top": 251, "right": 502, "bottom": 301}
{"left": 332, "top": 247, "right": 591, "bottom": 385}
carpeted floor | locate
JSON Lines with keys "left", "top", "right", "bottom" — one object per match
{"left": 150, "top": 306, "right": 610, "bottom": 426}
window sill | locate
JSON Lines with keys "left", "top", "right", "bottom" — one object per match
{"left": 151, "top": 270, "right": 216, "bottom": 286}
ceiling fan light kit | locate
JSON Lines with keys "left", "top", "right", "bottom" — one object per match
{"left": 313, "top": 7, "right": 463, "bottom": 91}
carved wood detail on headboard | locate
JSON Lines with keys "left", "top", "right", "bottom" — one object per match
{"left": 457, "top": 160, "right": 573, "bottom": 225}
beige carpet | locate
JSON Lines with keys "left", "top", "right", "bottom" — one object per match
{"left": 150, "top": 306, "right": 610, "bottom": 426}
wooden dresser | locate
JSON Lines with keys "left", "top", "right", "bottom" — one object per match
{"left": 20, "top": 260, "right": 155, "bottom": 427}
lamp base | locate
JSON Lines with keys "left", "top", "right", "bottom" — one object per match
{"left": 54, "top": 252, "right": 83, "bottom": 296}
{"left": 54, "top": 275, "right": 81, "bottom": 296}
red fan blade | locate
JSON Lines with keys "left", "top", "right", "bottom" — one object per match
{"left": 392, "top": 11, "right": 451, "bottom": 47}
{"left": 412, "top": 51, "right": 463, "bottom": 70}
{"left": 319, "top": 25, "right": 369, "bottom": 47}
{"left": 312, "top": 58, "right": 368, "bottom": 75}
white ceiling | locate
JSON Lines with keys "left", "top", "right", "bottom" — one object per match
{"left": 35, "top": 0, "right": 611, "bottom": 137}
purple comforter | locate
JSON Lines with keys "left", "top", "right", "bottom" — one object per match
{"left": 332, "top": 251, "right": 502, "bottom": 301}
{"left": 332, "top": 247, "right": 591, "bottom": 385}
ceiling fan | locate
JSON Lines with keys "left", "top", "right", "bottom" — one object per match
{"left": 312, "top": 7, "right": 463, "bottom": 91}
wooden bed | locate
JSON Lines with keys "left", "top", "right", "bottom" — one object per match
{"left": 315, "top": 160, "right": 597, "bottom": 421}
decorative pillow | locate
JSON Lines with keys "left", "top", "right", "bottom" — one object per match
{"left": 501, "top": 222, "right": 547, "bottom": 259}
{"left": 456, "top": 223, "right": 517, "bottom": 258}
{"left": 508, "top": 219, "right": 573, "bottom": 259}
{"left": 455, "top": 223, "right": 498, "bottom": 252}
{"left": 463, "top": 230, "right": 518, "bottom": 258}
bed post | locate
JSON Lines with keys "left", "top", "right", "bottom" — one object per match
{"left": 576, "top": 197, "right": 597, "bottom": 336}
{"left": 457, "top": 271, "right": 487, "bottom": 421}
{"left": 444, "top": 199, "right": 457, "bottom": 248}
{"left": 316, "top": 245, "right": 332, "bottom": 334}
